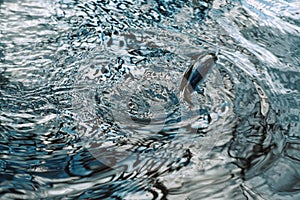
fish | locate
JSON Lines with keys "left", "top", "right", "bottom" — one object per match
{"left": 180, "top": 52, "right": 217, "bottom": 105}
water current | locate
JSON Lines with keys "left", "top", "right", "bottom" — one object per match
{"left": 0, "top": 0, "right": 300, "bottom": 199}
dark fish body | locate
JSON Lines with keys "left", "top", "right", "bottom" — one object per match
{"left": 180, "top": 53, "right": 217, "bottom": 105}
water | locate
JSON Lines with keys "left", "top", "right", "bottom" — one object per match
{"left": 0, "top": 0, "right": 299, "bottom": 199}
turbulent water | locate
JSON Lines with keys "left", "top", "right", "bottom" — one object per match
{"left": 0, "top": 0, "right": 299, "bottom": 199}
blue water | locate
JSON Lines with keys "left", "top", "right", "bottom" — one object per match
{"left": 0, "top": 0, "right": 299, "bottom": 199}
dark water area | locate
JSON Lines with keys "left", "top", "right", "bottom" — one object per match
{"left": 0, "top": 0, "right": 299, "bottom": 199}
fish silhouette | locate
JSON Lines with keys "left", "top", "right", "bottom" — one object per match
{"left": 180, "top": 52, "right": 217, "bottom": 105}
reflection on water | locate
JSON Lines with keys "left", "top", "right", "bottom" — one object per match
{"left": 0, "top": 0, "right": 299, "bottom": 199}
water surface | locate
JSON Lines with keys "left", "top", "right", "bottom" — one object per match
{"left": 0, "top": 0, "right": 299, "bottom": 199}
